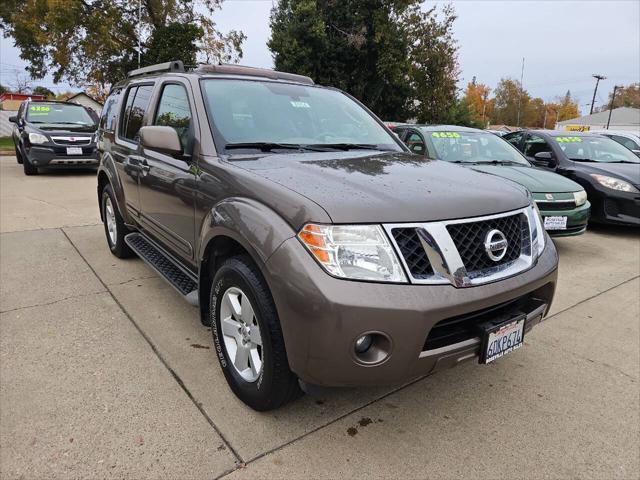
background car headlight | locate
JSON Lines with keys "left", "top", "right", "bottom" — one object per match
{"left": 590, "top": 174, "right": 639, "bottom": 193}
{"left": 531, "top": 203, "right": 546, "bottom": 256}
{"left": 28, "top": 132, "right": 48, "bottom": 144}
{"left": 573, "top": 190, "right": 588, "bottom": 206}
{"left": 298, "top": 224, "right": 407, "bottom": 282}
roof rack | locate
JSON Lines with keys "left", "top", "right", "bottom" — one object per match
{"left": 194, "top": 64, "right": 314, "bottom": 85}
{"left": 128, "top": 60, "right": 185, "bottom": 78}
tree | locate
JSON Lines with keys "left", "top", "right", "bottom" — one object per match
{"left": 492, "top": 78, "right": 530, "bottom": 126}
{"left": 269, "top": 1, "right": 460, "bottom": 122}
{"left": 605, "top": 83, "right": 640, "bottom": 110}
{"left": 0, "top": 84, "right": 7, "bottom": 95}
{"left": 462, "top": 81, "right": 492, "bottom": 127}
{"left": 0, "top": 0, "right": 245, "bottom": 87}
{"left": 32, "top": 86, "right": 55, "bottom": 99}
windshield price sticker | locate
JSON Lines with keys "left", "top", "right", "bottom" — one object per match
{"left": 29, "top": 105, "right": 50, "bottom": 112}
{"left": 432, "top": 132, "right": 461, "bottom": 138}
{"left": 556, "top": 136, "right": 582, "bottom": 143}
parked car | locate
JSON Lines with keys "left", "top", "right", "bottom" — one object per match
{"left": 590, "top": 130, "right": 640, "bottom": 157}
{"left": 504, "top": 130, "right": 640, "bottom": 226}
{"left": 10, "top": 100, "right": 99, "bottom": 175}
{"left": 391, "top": 125, "right": 590, "bottom": 236}
{"left": 97, "top": 61, "right": 558, "bottom": 411}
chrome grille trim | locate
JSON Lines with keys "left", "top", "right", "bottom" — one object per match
{"left": 51, "top": 136, "right": 92, "bottom": 145}
{"left": 383, "top": 206, "right": 538, "bottom": 287}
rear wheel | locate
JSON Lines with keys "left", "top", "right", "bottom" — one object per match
{"left": 101, "top": 184, "right": 133, "bottom": 258}
{"left": 210, "top": 256, "right": 301, "bottom": 411}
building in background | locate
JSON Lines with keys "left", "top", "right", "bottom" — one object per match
{"left": 0, "top": 92, "right": 45, "bottom": 111}
{"left": 62, "top": 92, "right": 103, "bottom": 115}
{"left": 556, "top": 107, "right": 640, "bottom": 132}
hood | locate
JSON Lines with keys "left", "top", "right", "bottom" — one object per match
{"left": 469, "top": 164, "right": 583, "bottom": 193}
{"left": 574, "top": 161, "right": 640, "bottom": 187}
{"left": 229, "top": 151, "right": 530, "bottom": 223}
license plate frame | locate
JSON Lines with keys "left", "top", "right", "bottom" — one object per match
{"left": 543, "top": 215, "right": 568, "bottom": 230}
{"left": 66, "top": 146, "right": 83, "bottom": 155}
{"left": 479, "top": 315, "right": 526, "bottom": 364}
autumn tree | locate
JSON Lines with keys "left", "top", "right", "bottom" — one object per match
{"left": 491, "top": 78, "right": 531, "bottom": 126}
{"left": 269, "top": 0, "right": 460, "bottom": 122}
{"left": 605, "top": 83, "right": 640, "bottom": 110}
{"left": 0, "top": 0, "right": 245, "bottom": 87}
{"left": 462, "top": 81, "right": 492, "bottom": 127}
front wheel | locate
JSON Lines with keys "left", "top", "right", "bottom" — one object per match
{"left": 23, "top": 156, "right": 37, "bottom": 175}
{"left": 15, "top": 147, "right": 23, "bottom": 164}
{"left": 211, "top": 256, "right": 301, "bottom": 411}
{"left": 101, "top": 184, "right": 133, "bottom": 258}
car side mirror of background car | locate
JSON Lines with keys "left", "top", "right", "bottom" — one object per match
{"left": 139, "top": 126, "right": 183, "bottom": 158}
{"left": 533, "top": 151, "right": 557, "bottom": 168}
{"left": 632, "top": 149, "right": 640, "bottom": 158}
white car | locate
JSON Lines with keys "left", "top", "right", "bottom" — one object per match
{"left": 591, "top": 130, "right": 640, "bottom": 156}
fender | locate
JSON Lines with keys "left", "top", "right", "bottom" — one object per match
{"left": 97, "top": 151, "right": 133, "bottom": 225}
{"left": 198, "top": 197, "right": 297, "bottom": 266}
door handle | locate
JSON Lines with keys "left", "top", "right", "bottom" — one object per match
{"left": 140, "top": 159, "right": 150, "bottom": 174}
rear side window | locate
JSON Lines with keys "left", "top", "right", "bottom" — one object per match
{"left": 100, "top": 89, "right": 121, "bottom": 133}
{"left": 153, "top": 84, "right": 193, "bottom": 153}
{"left": 120, "top": 84, "right": 154, "bottom": 142}
{"left": 505, "top": 131, "right": 524, "bottom": 149}
{"left": 523, "top": 134, "right": 552, "bottom": 157}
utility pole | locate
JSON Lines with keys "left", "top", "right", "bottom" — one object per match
{"left": 590, "top": 74, "right": 606, "bottom": 115}
{"left": 606, "top": 85, "right": 620, "bottom": 129}
{"left": 137, "top": 0, "right": 142, "bottom": 69}
{"left": 516, "top": 57, "right": 525, "bottom": 127}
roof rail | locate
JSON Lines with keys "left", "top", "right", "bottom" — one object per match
{"left": 194, "top": 64, "right": 314, "bottom": 85}
{"left": 128, "top": 60, "right": 185, "bottom": 78}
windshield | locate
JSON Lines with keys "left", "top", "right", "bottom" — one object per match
{"left": 426, "top": 130, "right": 530, "bottom": 165}
{"left": 26, "top": 103, "right": 96, "bottom": 126}
{"left": 552, "top": 135, "right": 640, "bottom": 163}
{"left": 201, "top": 79, "right": 401, "bottom": 153}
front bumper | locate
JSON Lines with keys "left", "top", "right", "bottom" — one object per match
{"left": 539, "top": 201, "right": 591, "bottom": 237}
{"left": 264, "top": 237, "right": 558, "bottom": 387}
{"left": 24, "top": 144, "right": 98, "bottom": 168}
{"left": 588, "top": 185, "right": 640, "bottom": 226}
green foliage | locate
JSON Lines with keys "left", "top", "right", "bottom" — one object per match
{"left": 269, "top": 0, "right": 459, "bottom": 123}
{"left": 0, "top": 0, "right": 245, "bottom": 87}
{"left": 31, "top": 86, "right": 55, "bottom": 99}
{"left": 0, "top": 84, "right": 7, "bottom": 95}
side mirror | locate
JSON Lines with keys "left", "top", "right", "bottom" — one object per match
{"left": 533, "top": 151, "right": 557, "bottom": 168}
{"left": 139, "top": 126, "right": 183, "bottom": 157}
{"left": 8, "top": 116, "right": 17, "bottom": 123}
{"left": 632, "top": 149, "right": 640, "bottom": 158}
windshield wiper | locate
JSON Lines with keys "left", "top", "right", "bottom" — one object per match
{"left": 225, "top": 142, "right": 305, "bottom": 152}
{"left": 570, "top": 158, "right": 596, "bottom": 162}
{"left": 303, "top": 143, "right": 390, "bottom": 151}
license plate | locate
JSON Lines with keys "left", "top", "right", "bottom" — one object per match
{"left": 543, "top": 215, "right": 567, "bottom": 230}
{"left": 66, "top": 147, "right": 83, "bottom": 155}
{"left": 479, "top": 316, "right": 525, "bottom": 364}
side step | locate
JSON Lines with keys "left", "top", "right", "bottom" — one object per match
{"left": 125, "top": 233, "right": 199, "bottom": 306}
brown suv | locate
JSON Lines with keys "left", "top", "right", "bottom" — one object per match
{"left": 97, "top": 61, "right": 558, "bottom": 411}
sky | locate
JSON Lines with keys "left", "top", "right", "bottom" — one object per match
{"left": 1, "top": 0, "right": 639, "bottom": 115}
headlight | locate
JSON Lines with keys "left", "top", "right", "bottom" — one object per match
{"left": 28, "top": 132, "right": 48, "bottom": 144}
{"left": 531, "top": 203, "right": 546, "bottom": 256}
{"left": 573, "top": 190, "right": 588, "bottom": 206}
{"left": 590, "top": 174, "right": 639, "bottom": 193}
{"left": 298, "top": 224, "right": 407, "bottom": 282}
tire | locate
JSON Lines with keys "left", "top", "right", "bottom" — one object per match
{"left": 210, "top": 256, "right": 301, "bottom": 411}
{"left": 15, "top": 147, "right": 23, "bottom": 164}
{"left": 101, "top": 183, "right": 134, "bottom": 258}
{"left": 23, "top": 156, "right": 38, "bottom": 175}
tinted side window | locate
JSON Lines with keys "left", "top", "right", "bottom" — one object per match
{"left": 100, "top": 89, "right": 121, "bottom": 133}
{"left": 153, "top": 84, "right": 192, "bottom": 153}
{"left": 405, "top": 131, "right": 426, "bottom": 155}
{"left": 124, "top": 85, "right": 153, "bottom": 141}
{"left": 506, "top": 132, "right": 524, "bottom": 149}
{"left": 119, "top": 86, "right": 138, "bottom": 139}
{"left": 523, "top": 134, "right": 552, "bottom": 157}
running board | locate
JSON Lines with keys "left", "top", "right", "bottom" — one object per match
{"left": 125, "top": 233, "right": 199, "bottom": 307}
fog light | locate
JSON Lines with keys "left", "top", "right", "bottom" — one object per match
{"left": 355, "top": 334, "right": 373, "bottom": 354}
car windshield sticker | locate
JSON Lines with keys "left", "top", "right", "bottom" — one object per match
{"left": 432, "top": 132, "right": 461, "bottom": 138}
{"left": 29, "top": 105, "right": 51, "bottom": 116}
{"left": 290, "top": 101, "right": 311, "bottom": 108}
{"left": 556, "top": 136, "right": 582, "bottom": 143}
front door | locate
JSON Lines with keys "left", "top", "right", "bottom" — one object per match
{"left": 138, "top": 81, "right": 197, "bottom": 267}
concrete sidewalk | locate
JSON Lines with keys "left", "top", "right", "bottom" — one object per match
{"left": 0, "top": 156, "right": 638, "bottom": 479}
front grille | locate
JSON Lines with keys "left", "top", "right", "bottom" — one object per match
{"left": 391, "top": 228, "right": 433, "bottom": 279}
{"left": 51, "top": 137, "right": 92, "bottom": 145}
{"left": 447, "top": 213, "right": 527, "bottom": 274}
{"left": 535, "top": 200, "right": 576, "bottom": 211}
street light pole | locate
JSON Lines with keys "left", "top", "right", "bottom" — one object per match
{"left": 590, "top": 74, "right": 606, "bottom": 115}
{"left": 606, "top": 85, "right": 620, "bottom": 130}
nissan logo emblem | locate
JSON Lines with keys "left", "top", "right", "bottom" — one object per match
{"left": 484, "top": 229, "right": 508, "bottom": 262}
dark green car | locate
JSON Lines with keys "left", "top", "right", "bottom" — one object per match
{"left": 392, "top": 125, "right": 590, "bottom": 236}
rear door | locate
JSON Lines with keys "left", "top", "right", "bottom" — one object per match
{"left": 138, "top": 79, "right": 198, "bottom": 266}
{"left": 113, "top": 83, "right": 155, "bottom": 218}
{"left": 523, "top": 133, "right": 554, "bottom": 169}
